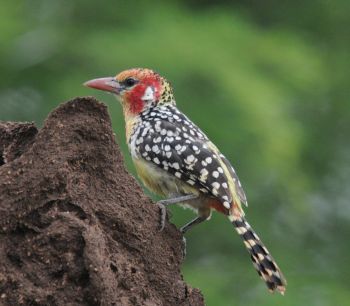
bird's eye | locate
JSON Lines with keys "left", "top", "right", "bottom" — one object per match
{"left": 124, "top": 77, "right": 137, "bottom": 87}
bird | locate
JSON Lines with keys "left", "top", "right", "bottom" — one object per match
{"left": 84, "top": 68, "right": 286, "bottom": 294}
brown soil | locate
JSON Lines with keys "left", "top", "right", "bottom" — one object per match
{"left": 0, "top": 97, "right": 205, "bottom": 306}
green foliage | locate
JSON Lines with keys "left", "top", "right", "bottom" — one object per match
{"left": 1, "top": 1, "right": 349, "bottom": 305}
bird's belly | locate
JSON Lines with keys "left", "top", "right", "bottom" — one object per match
{"left": 132, "top": 157, "right": 199, "bottom": 198}
{"left": 132, "top": 157, "right": 227, "bottom": 216}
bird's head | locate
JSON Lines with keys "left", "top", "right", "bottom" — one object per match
{"left": 84, "top": 68, "right": 175, "bottom": 117}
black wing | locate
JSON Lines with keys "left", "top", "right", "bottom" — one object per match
{"left": 135, "top": 113, "right": 233, "bottom": 208}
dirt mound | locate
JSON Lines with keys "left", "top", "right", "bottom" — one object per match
{"left": 0, "top": 97, "right": 204, "bottom": 306}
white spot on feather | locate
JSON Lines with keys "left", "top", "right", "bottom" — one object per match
{"left": 186, "top": 155, "right": 195, "bottom": 163}
{"left": 223, "top": 201, "right": 230, "bottom": 209}
{"left": 175, "top": 172, "right": 182, "bottom": 178}
{"left": 212, "top": 182, "right": 220, "bottom": 189}
{"left": 200, "top": 168, "right": 209, "bottom": 182}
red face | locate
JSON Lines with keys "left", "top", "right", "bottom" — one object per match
{"left": 84, "top": 68, "right": 162, "bottom": 115}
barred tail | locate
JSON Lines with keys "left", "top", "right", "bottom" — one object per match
{"left": 230, "top": 215, "right": 287, "bottom": 294}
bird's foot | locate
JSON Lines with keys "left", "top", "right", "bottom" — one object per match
{"left": 181, "top": 236, "right": 187, "bottom": 259}
{"left": 157, "top": 201, "right": 172, "bottom": 231}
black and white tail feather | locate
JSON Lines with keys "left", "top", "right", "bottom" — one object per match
{"left": 230, "top": 215, "right": 286, "bottom": 294}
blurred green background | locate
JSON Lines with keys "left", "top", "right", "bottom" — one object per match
{"left": 1, "top": 1, "right": 349, "bottom": 305}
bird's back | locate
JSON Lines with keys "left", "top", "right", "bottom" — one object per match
{"left": 128, "top": 104, "right": 247, "bottom": 215}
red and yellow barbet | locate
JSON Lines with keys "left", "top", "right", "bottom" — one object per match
{"left": 84, "top": 68, "right": 287, "bottom": 294}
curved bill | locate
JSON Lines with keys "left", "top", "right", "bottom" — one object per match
{"left": 83, "top": 77, "right": 121, "bottom": 94}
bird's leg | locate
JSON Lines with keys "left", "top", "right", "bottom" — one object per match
{"left": 179, "top": 215, "right": 208, "bottom": 258}
{"left": 158, "top": 194, "right": 198, "bottom": 206}
{"left": 180, "top": 216, "right": 208, "bottom": 234}
{"left": 157, "top": 194, "right": 198, "bottom": 231}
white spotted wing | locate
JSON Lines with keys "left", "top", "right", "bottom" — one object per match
{"left": 132, "top": 105, "right": 247, "bottom": 208}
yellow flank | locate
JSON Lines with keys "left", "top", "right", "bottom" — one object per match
{"left": 132, "top": 157, "right": 199, "bottom": 198}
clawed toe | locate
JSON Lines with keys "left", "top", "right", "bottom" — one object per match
{"left": 181, "top": 236, "right": 187, "bottom": 259}
{"left": 157, "top": 202, "right": 167, "bottom": 231}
